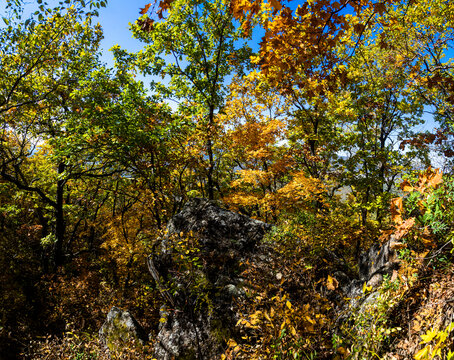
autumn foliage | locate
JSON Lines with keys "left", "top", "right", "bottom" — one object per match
{"left": 2, "top": 0, "right": 454, "bottom": 359}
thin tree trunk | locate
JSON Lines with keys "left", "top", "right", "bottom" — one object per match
{"left": 54, "top": 162, "right": 66, "bottom": 269}
{"left": 207, "top": 104, "right": 215, "bottom": 200}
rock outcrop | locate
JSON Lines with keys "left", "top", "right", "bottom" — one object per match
{"left": 148, "top": 198, "right": 272, "bottom": 360}
{"left": 332, "top": 236, "right": 403, "bottom": 300}
{"left": 164, "top": 197, "right": 271, "bottom": 253}
{"left": 359, "top": 236, "right": 402, "bottom": 287}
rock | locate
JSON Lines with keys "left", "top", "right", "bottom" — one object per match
{"left": 335, "top": 237, "right": 402, "bottom": 302}
{"left": 223, "top": 283, "right": 246, "bottom": 298}
{"left": 333, "top": 271, "right": 356, "bottom": 297}
{"left": 359, "top": 236, "right": 401, "bottom": 287}
{"left": 99, "top": 306, "right": 147, "bottom": 351}
{"left": 164, "top": 197, "right": 271, "bottom": 253}
{"left": 154, "top": 311, "right": 219, "bottom": 360}
{"left": 149, "top": 198, "right": 272, "bottom": 360}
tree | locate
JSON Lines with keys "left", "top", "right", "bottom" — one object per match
{"left": 218, "top": 70, "right": 292, "bottom": 219}
{"left": 334, "top": 18, "right": 429, "bottom": 225}
{"left": 0, "top": 4, "right": 113, "bottom": 268}
{"left": 131, "top": 0, "right": 248, "bottom": 200}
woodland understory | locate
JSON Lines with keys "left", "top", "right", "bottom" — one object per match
{"left": 2, "top": 0, "right": 454, "bottom": 359}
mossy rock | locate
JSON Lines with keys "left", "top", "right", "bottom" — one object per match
{"left": 99, "top": 306, "right": 147, "bottom": 352}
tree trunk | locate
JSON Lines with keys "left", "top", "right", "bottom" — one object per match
{"left": 54, "top": 162, "right": 66, "bottom": 269}
{"left": 207, "top": 105, "right": 215, "bottom": 200}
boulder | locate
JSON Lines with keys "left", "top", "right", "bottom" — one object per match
{"left": 164, "top": 197, "right": 271, "bottom": 253}
{"left": 149, "top": 198, "right": 272, "bottom": 360}
{"left": 99, "top": 306, "right": 148, "bottom": 352}
{"left": 153, "top": 308, "right": 219, "bottom": 360}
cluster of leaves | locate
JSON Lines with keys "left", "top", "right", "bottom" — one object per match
{"left": 387, "top": 168, "right": 454, "bottom": 250}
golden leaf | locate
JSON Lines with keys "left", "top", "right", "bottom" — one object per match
{"left": 400, "top": 179, "right": 414, "bottom": 192}
{"left": 326, "top": 275, "right": 339, "bottom": 291}
{"left": 391, "top": 197, "right": 403, "bottom": 224}
{"left": 414, "top": 345, "right": 430, "bottom": 360}
{"left": 290, "top": 325, "right": 297, "bottom": 336}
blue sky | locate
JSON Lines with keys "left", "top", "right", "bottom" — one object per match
{"left": 96, "top": 0, "right": 147, "bottom": 67}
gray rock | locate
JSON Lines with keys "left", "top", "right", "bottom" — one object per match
{"left": 153, "top": 312, "right": 219, "bottom": 360}
{"left": 99, "top": 306, "right": 147, "bottom": 351}
{"left": 359, "top": 236, "right": 401, "bottom": 286}
{"left": 164, "top": 197, "right": 271, "bottom": 253}
{"left": 223, "top": 283, "right": 246, "bottom": 298}
{"left": 149, "top": 198, "right": 272, "bottom": 360}
{"left": 335, "top": 237, "right": 402, "bottom": 302}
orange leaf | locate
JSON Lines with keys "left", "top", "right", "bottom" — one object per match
{"left": 400, "top": 180, "right": 414, "bottom": 192}
{"left": 428, "top": 168, "right": 443, "bottom": 188}
{"left": 269, "top": 0, "right": 282, "bottom": 11}
{"left": 379, "top": 229, "right": 393, "bottom": 242}
{"left": 394, "top": 217, "right": 415, "bottom": 240}
{"left": 139, "top": 3, "right": 152, "bottom": 14}
{"left": 326, "top": 275, "right": 338, "bottom": 291}
{"left": 391, "top": 197, "right": 403, "bottom": 224}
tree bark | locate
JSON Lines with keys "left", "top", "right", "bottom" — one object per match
{"left": 54, "top": 162, "right": 66, "bottom": 269}
{"left": 207, "top": 104, "right": 215, "bottom": 200}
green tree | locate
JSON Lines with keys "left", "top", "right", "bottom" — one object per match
{"left": 336, "top": 36, "right": 428, "bottom": 226}
{"left": 0, "top": 4, "right": 111, "bottom": 268}
{"left": 130, "top": 0, "right": 248, "bottom": 200}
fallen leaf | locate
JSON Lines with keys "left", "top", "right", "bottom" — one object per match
{"left": 327, "top": 275, "right": 339, "bottom": 291}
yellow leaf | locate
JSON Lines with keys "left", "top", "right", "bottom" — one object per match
{"left": 326, "top": 275, "right": 339, "bottom": 291}
{"left": 264, "top": 311, "right": 271, "bottom": 322}
{"left": 227, "top": 339, "right": 237, "bottom": 347}
{"left": 286, "top": 300, "right": 292, "bottom": 310}
{"left": 414, "top": 346, "right": 430, "bottom": 360}
{"left": 421, "top": 329, "right": 437, "bottom": 344}
{"left": 291, "top": 326, "right": 297, "bottom": 336}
